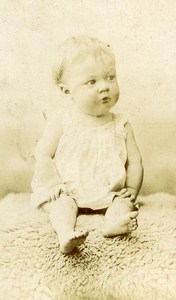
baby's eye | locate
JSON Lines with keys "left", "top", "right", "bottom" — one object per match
{"left": 107, "top": 75, "right": 116, "bottom": 81}
{"left": 86, "top": 79, "right": 96, "bottom": 85}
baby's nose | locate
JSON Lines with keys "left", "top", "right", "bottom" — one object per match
{"left": 98, "top": 81, "right": 109, "bottom": 93}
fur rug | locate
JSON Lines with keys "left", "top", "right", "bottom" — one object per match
{"left": 0, "top": 193, "right": 176, "bottom": 300}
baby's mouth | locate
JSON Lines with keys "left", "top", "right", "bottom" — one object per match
{"left": 99, "top": 97, "right": 110, "bottom": 103}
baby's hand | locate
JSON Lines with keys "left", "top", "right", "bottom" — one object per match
{"left": 49, "top": 184, "right": 68, "bottom": 201}
{"left": 118, "top": 188, "right": 136, "bottom": 203}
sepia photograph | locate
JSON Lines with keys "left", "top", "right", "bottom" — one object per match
{"left": 0, "top": 1, "right": 176, "bottom": 299}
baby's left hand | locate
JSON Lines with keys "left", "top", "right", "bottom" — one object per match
{"left": 49, "top": 184, "right": 68, "bottom": 202}
{"left": 118, "top": 188, "right": 136, "bottom": 203}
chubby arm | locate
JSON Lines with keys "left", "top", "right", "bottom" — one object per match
{"left": 124, "top": 122, "right": 144, "bottom": 198}
{"left": 32, "top": 113, "right": 63, "bottom": 191}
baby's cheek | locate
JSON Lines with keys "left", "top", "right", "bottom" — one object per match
{"left": 111, "top": 94, "right": 119, "bottom": 105}
{"left": 115, "top": 89, "right": 120, "bottom": 101}
{"left": 111, "top": 87, "right": 119, "bottom": 101}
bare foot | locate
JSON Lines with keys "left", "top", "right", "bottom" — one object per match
{"left": 102, "top": 211, "right": 138, "bottom": 237}
{"left": 59, "top": 230, "right": 89, "bottom": 254}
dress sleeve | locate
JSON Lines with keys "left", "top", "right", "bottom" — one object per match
{"left": 113, "top": 113, "right": 128, "bottom": 139}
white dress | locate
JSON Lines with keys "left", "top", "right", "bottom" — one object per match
{"left": 31, "top": 109, "right": 128, "bottom": 210}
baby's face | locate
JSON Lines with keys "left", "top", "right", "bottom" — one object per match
{"left": 62, "top": 55, "right": 119, "bottom": 116}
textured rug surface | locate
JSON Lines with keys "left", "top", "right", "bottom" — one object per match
{"left": 0, "top": 192, "right": 176, "bottom": 300}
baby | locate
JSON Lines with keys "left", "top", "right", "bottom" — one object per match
{"left": 31, "top": 35, "right": 143, "bottom": 254}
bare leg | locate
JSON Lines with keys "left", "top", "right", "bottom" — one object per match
{"left": 48, "top": 194, "right": 88, "bottom": 253}
{"left": 102, "top": 196, "right": 138, "bottom": 237}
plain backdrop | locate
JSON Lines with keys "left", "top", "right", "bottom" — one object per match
{"left": 0, "top": 0, "right": 176, "bottom": 198}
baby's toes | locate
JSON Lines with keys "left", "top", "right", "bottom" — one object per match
{"left": 129, "top": 211, "right": 138, "bottom": 219}
{"left": 77, "top": 230, "right": 89, "bottom": 238}
{"left": 83, "top": 231, "right": 89, "bottom": 238}
{"left": 75, "top": 231, "right": 88, "bottom": 244}
{"left": 131, "top": 218, "right": 138, "bottom": 230}
{"left": 132, "top": 218, "right": 137, "bottom": 225}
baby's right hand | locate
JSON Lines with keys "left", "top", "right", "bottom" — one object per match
{"left": 49, "top": 184, "right": 68, "bottom": 201}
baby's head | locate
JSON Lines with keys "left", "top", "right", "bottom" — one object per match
{"left": 53, "top": 35, "right": 120, "bottom": 116}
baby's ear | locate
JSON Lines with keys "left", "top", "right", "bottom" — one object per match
{"left": 59, "top": 83, "right": 70, "bottom": 95}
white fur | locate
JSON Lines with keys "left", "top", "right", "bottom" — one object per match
{"left": 0, "top": 192, "right": 176, "bottom": 300}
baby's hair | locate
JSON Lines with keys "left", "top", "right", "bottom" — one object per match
{"left": 53, "top": 35, "right": 115, "bottom": 85}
